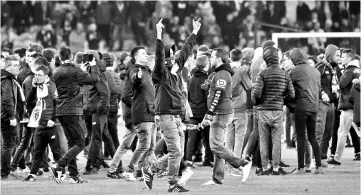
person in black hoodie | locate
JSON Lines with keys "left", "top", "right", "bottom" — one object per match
{"left": 201, "top": 48, "right": 251, "bottom": 186}
{"left": 315, "top": 44, "right": 340, "bottom": 166}
{"left": 51, "top": 46, "right": 99, "bottom": 184}
{"left": 83, "top": 50, "right": 113, "bottom": 175}
{"left": 1, "top": 55, "right": 24, "bottom": 179}
{"left": 289, "top": 48, "right": 323, "bottom": 174}
{"left": 329, "top": 49, "right": 360, "bottom": 165}
{"left": 141, "top": 18, "right": 200, "bottom": 193}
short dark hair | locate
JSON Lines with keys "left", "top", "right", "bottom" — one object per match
{"left": 230, "top": 49, "right": 242, "bottom": 62}
{"left": 59, "top": 46, "right": 72, "bottom": 61}
{"left": 54, "top": 55, "right": 61, "bottom": 67}
{"left": 42, "top": 48, "right": 56, "bottom": 63}
{"left": 35, "top": 57, "right": 51, "bottom": 76}
{"left": 13, "top": 48, "right": 26, "bottom": 58}
{"left": 214, "top": 48, "right": 229, "bottom": 63}
{"left": 35, "top": 64, "right": 50, "bottom": 76}
{"left": 28, "top": 43, "right": 43, "bottom": 53}
{"left": 30, "top": 52, "right": 43, "bottom": 59}
{"left": 4, "top": 55, "right": 20, "bottom": 69}
{"left": 342, "top": 48, "right": 355, "bottom": 60}
{"left": 130, "top": 46, "right": 145, "bottom": 63}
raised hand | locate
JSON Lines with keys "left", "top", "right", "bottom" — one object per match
{"left": 192, "top": 18, "right": 201, "bottom": 35}
{"left": 156, "top": 18, "right": 164, "bottom": 39}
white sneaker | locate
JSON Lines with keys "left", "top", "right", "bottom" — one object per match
{"left": 124, "top": 172, "right": 136, "bottom": 181}
{"left": 201, "top": 180, "right": 221, "bottom": 186}
{"left": 241, "top": 161, "right": 252, "bottom": 183}
{"left": 230, "top": 168, "right": 243, "bottom": 177}
{"left": 178, "top": 168, "right": 194, "bottom": 185}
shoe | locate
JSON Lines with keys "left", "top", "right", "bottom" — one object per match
{"left": 293, "top": 168, "right": 305, "bottom": 175}
{"left": 257, "top": 170, "right": 270, "bottom": 176}
{"left": 201, "top": 160, "right": 213, "bottom": 168}
{"left": 23, "top": 174, "right": 36, "bottom": 182}
{"left": 320, "top": 159, "right": 328, "bottom": 168}
{"left": 255, "top": 168, "right": 262, "bottom": 175}
{"left": 305, "top": 167, "right": 312, "bottom": 173}
{"left": 194, "top": 155, "right": 202, "bottom": 163}
{"left": 168, "top": 184, "right": 190, "bottom": 192}
{"left": 135, "top": 170, "right": 143, "bottom": 178}
{"left": 178, "top": 168, "right": 194, "bottom": 185}
{"left": 69, "top": 175, "right": 87, "bottom": 184}
{"left": 345, "top": 143, "right": 353, "bottom": 148}
{"left": 104, "top": 156, "right": 112, "bottom": 161}
{"left": 201, "top": 180, "right": 222, "bottom": 186}
{"left": 313, "top": 167, "right": 324, "bottom": 174}
{"left": 327, "top": 158, "right": 341, "bottom": 166}
{"left": 141, "top": 167, "right": 154, "bottom": 189}
{"left": 23, "top": 166, "right": 31, "bottom": 173}
{"left": 43, "top": 167, "right": 49, "bottom": 172}
{"left": 272, "top": 167, "right": 288, "bottom": 175}
{"left": 36, "top": 169, "right": 43, "bottom": 176}
{"left": 83, "top": 167, "right": 99, "bottom": 175}
{"left": 241, "top": 160, "right": 252, "bottom": 182}
{"left": 50, "top": 167, "right": 65, "bottom": 184}
{"left": 106, "top": 171, "right": 122, "bottom": 179}
{"left": 124, "top": 171, "right": 136, "bottom": 181}
{"left": 102, "top": 161, "right": 110, "bottom": 169}
{"left": 230, "top": 168, "right": 243, "bottom": 177}
{"left": 185, "top": 160, "right": 194, "bottom": 168}
{"left": 353, "top": 154, "right": 360, "bottom": 161}
{"left": 279, "top": 161, "right": 290, "bottom": 167}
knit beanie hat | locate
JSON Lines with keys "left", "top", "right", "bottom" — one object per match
{"left": 262, "top": 40, "right": 275, "bottom": 50}
{"left": 263, "top": 46, "right": 279, "bottom": 65}
{"left": 102, "top": 53, "right": 114, "bottom": 67}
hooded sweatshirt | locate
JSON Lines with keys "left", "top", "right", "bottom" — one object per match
{"left": 338, "top": 60, "right": 360, "bottom": 110}
{"left": 188, "top": 68, "right": 208, "bottom": 118}
{"left": 231, "top": 64, "right": 252, "bottom": 113}
{"left": 290, "top": 48, "right": 321, "bottom": 113}
{"left": 316, "top": 44, "right": 339, "bottom": 103}
{"left": 252, "top": 47, "right": 295, "bottom": 111}
{"left": 206, "top": 63, "right": 234, "bottom": 115}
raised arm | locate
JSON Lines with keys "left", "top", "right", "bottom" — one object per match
{"left": 153, "top": 19, "right": 166, "bottom": 83}
{"left": 76, "top": 59, "right": 100, "bottom": 85}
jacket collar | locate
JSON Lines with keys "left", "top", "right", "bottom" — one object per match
{"left": 214, "top": 63, "right": 234, "bottom": 76}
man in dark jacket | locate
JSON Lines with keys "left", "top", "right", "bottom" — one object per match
{"left": 329, "top": 49, "right": 360, "bottom": 165}
{"left": 289, "top": 48, "right": 323, "bottom": 174}
{"left": 201, "top": 48, "right": 251, "bottom": 186}
{"left": 83, "top": 51, "right": 113, "bottom": 175}
{"left": 1, "top": 55, "right": 24, "bottom": 179}
{"left": 51, "top": 46, "right": 99, "bottom": 184}
{"left": 141, "top": 18, "right": 200, "bottom": 193}
{"left": 252, "top": 45, "right": 295, "bottom": 176}
{"left": 315, "top": 44, "right": 340, "bottom": 166}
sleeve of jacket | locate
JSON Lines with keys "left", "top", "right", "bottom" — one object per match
{"left": 153, "top": 39, "right": 165, "bottom": 83}
{"left": 316, "top": 64, "right": 326, "bottom": 94}
{"left": 339, "top": 69, "right": 354, "bottom": 90}
{"left": 121, "top": 77, "right": 133, "bottom": 108}
{"left": 49, "top": 84, "right": 57, "bottom": 121}
{"left": 206, "top": 72, "right": 228, "bottom": 116}
{"left": 176, "top": 33, "right": 197, "bottom": 70}
{"left": 241, "top": 67, "right": 253, "bottom": 90}
{"left": 96, "top": 71, "right": 110, "bottom": 114}
{"left": 130, "top": 67, "right": 144, "bottom": 86}
{"left": 252, "top": 71, "right": 265, "bottom": 105}
{"left": 284, "top": 73, "right": 295, "bottom": 102}
{"left": 26, "top": 87, "right": 37, "bottom": 110}
{"left": 1, "top": 79, "right": 16, "bottom": 120}
{"left": 76, "top": 66, "right": 100, "bottom": 85}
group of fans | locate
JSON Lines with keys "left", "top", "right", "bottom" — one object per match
{"left": 1, "top": 17, "right": 360, "bottom": 193}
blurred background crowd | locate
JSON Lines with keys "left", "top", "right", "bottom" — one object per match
{"left": 1, "top": 0, "right": 360, "bottom": 55}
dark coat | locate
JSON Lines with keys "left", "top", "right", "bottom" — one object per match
{"left": 188, "top": 69, "right": 208, "bottom": 119}
{"left": 105, "top": 70, "right": 122, "bottom": 113}
{"left": 338, "top": 60, "right": 360, "bottom": 110}
{"left": 350, "top": 82, "right": 360, "bottom": 124}
{"left": 252, "top": 63, "right": 295, "bottom": 111}
{"left": 53, "top": 62, "right": 99, "bottom": 116}
{"left": 153, "top": 33, "right": 196, "bottom": 115}
{"left": 18, "top": 61, "right": 32, "bottom": 84}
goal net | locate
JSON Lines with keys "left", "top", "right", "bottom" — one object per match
{"left": 272, "top": 32, "right": 361, "bottom": 56}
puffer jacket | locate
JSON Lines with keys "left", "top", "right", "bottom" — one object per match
{"left": 54, "top": 62, "right": 99, "bottom": 116}
{"left": 338, "top": 60, "right": 360, "bottom": 110}
{"left": 252, "top": 63, "right": 295, "bottom": 111}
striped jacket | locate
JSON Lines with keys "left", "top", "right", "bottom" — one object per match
{"left": 251, "top": 64, "right": 295, "bottom": 111}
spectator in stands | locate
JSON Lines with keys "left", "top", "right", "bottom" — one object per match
{"left": 296, "top": 1, "right": 311, "bottom": 28}
{"left": 61, "top": 11, "right": 77, "bottom": 46}
{"left": 312, "top": 1, "right": 326, "bottom": 28}
{"left": 128, "top": 1, "right": 150, "bottom": 46}
{"left": 202, "top": 15, "right": 221, "bottom": 47}
{"left": 69, "top": 23, "right": 86, "bottom": 54}
{"left": 95, "top": 1, "right": 112, "bottom": 48}
{"left": 155, "top": 1, "right": 173, "bottom": 34}
{"left": 308, "top": 22, "right": 326, "bottom": 55}
{"left": 111, "top": 1, "right": 129, "bottom": 51}
{"left": 86, "top": 23, "right": 100, "bottom": 50}
{"left": 36, "top": 22, "right": 57, "bottom": 48}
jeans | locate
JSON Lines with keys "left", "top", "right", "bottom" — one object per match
{"left": 285, "top": 107, "right": 295, "bottom": 146}
{"left": 109, "top": 125, "right": 136, "bottom": 173}
{"left": 185, "top": 118, "right": 202, "bottom": 161}
{"left": 151, "top": 115, "right": 184, "bottom": 183}
{"left": 290, "top": 113, "right": 312, "bottom": 166}
{"left": 57, "top": 116, "right": 87, "bottom": 177}
{"left": 258, "top": 110, "right": 283, "bottom": 169}
{"left": 225, "top": 112, "right": 247, "bottom": 158}
{"left": 107, "top": 113, "right": 120, "bottom": 152}
{"left": 210, "top": 113, "right": 245, "bottom": 183}
{"left": 334, "top": 109, "right": 354, "bottom": 162}
{"left": 316, "top": 102, "right": 335, "bottom": 159}
{"left": 56, "top": 126, "right": 68, "bottom": 155}
{"left": 295, "top": 109, "right": 321, "bottom": 168}
{"left": 244, "top": 108, "right": 259, "bottom": 157}
{"left": 331, "top": 108, "right": 341, "bottom": 155}
{"left": 201, "top": 125, "right": 213, "bottom": 163}
{"left": 30, "top": 126, "right": 63, "bottom": 175}
{"left": 87, "top": 113, "right": 110, "bottom": 169}
{"left": 350, "top": 126, "right": 360, "bottom": 155}
{"left": 127, "top": 122, "right": 156, "bottom": 171}
{"left": 1, "top": 121, "right": 17, "bottom": 177}
{"left": 11, "top": 126, "right": 34, "bottom": 168}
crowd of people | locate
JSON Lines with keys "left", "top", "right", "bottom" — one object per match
{"left": 1, "top": 1, "right": 360, "bottom": 55}
{"left": 1, "top": 8, "right": 361, "bottom": 194}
